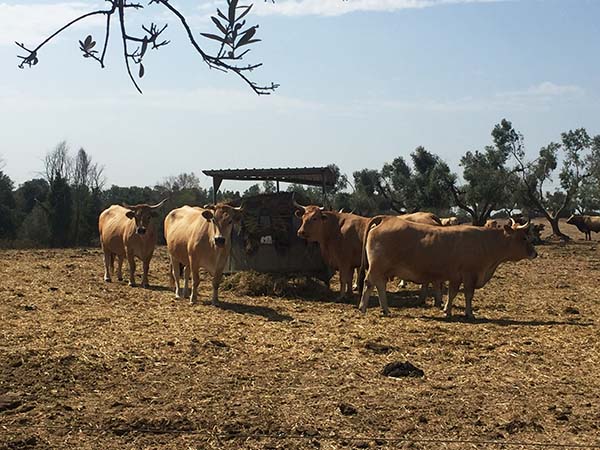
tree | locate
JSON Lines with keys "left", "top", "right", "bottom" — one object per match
{"left": 16, "top": 0, "right": 277, "bottom": 95}
{"left": 450, "top": 124, "right": 515, "bottom": 226}
{"left": 0, "top": 169, "right": 17, "bottom": 240}
{"left": 71, "top": 148, "right": 105, "bottom": 245}
{"left": 352, "top": 149, "right": 455, "bottom": 216}
{"left": 501, "top": 119, "right": 596, "bottom": 239}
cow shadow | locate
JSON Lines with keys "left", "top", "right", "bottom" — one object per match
{"left": 146, "top": 284, "right": 173, "bottom": 293}
{"left": 421, "top": 315, "right": 594, "bottom": 327}
{"left": 214, "top": 299, "right": 294, "bottom": 322}
{"left": 360, "top": 289, "right": 430, "bottom": 310}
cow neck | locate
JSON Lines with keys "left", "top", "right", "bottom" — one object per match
{"left": 319, "top": 213, "right": 344, "bottom": 266}
{"left": 482, "top": 228, "right": 520, "bottom": 264}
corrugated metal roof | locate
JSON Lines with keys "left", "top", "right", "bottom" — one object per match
{"left": 203, "top": 166, "right": 337, "bottom": 188}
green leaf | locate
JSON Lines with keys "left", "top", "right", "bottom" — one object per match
{"left": 200, "top": 33, "right": 227, "bottom": 44}
{"left": 140, "top": 40, "right": 148, "bottom": 58}
{"left": 139, "top": 63, "right": 145, "bottom": 78}
{"left": 211, "top": 16, "right": 227, "bottom": 35}
{"left": 236, "top": 5, "right": 253, "bottom": 23}
{"left": 236, "top": 27, "right": 256, "bottom": 47}
{"left": 237, "top": 38, "right": 260, "bottom": 48}
{"left": 228, "top": 0, "right": 238, "bottom": 23}
{"left": 217, "top": 8, "right": 228, "bottom": 21}
{"left": 84, "top": 35, "right": 92, "bottom": 47}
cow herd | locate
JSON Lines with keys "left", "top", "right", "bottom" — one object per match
{"left": 97, "top": 201, "right": 595, "bottom": 319}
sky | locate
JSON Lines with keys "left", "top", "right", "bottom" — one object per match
{"left": 0, "top": 0, "right": 599, "bottom": 192}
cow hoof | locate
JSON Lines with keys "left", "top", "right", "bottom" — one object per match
{"left": 117, "top": 277, "right": 123, "bottom": 282}
{"left": 128, "top": 282, "right": 136, "bottom": 287}
{"left": 465, "top": 313, "right": 475, "bottom": 321}
{"left": 382, "top": 311, "right": 391, "bottom": 317}
{"left": 104, "top": 277, "right": 111, "bottom": 282}
{"left": 142, "top": 283, "right": 149, "bottom": 289}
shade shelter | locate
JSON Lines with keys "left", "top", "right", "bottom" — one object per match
{"left": 202, "top": 167, "right": 337, "bottom": 282}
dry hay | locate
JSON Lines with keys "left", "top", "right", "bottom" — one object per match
{"left": 221, "top": 270, "right": 330, "bottom": 299}
{"left": 1, "top": 219, "right": 599, "bottom": 449}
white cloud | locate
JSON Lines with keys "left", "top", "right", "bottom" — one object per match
{"left": 195, "top": 0, "right": 507, "bottom": 18}
{"left": 365, "top": 81, "right": 587, "bottom": 113}
{"left": 250, "top": 0, "right": 506, "bottom": 17}
{"left": 0, "top": 2, "right": 104, "bottom": 46}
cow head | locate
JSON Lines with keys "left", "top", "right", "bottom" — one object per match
{"left": 294, "top": 201, "right": 328, "bottom": 242}
{"left": 123, "top": 199, "right": 167, "bottom": 235}
{"left": 201, "top": 203, "right": 243, "bottom": 248}
{"left": 566, "top": 214, "right": 581, "bottom": 225}
{"left": 503, "top": 219, "right": 537, "bottom": 260}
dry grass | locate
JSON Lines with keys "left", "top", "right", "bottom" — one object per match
{"left": 1, "top": 219, "right": 599, "bottom": 449}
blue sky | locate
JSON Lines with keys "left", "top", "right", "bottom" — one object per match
{"left": 0, "top": 0, "right": 598, "bottom": 192}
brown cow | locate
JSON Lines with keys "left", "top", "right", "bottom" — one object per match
{"left": 358, "top": 218, "right": 536, "bottom": 318}
{"left": 566, "top": 215, "right": 600, "bottom": 241}
{"left": 295, "top": 203, "right": 370, "bottom": 300}
{"left": 164, "top": 204, "right": 243, "bottom": 305}
{"left": 98, "top": 200, "right": 166, "bottom": 287}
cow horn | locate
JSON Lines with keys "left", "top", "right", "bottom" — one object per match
{"left": 509, "top": 218, "right": 517, "bottom": 228}
{"left": 319, "top": 206, "right": 325, "bottom": 211}
{"left": 149, "top": 198, "right": 168, "bottom": 209}
{"left": 292, "top": 199, "right": 306, "bottom": 212}
{"left": 203, "top": 204, "right": 215, "bottom": 210}
{"left": 516, "top": 219, "right": 531, "bottom": 230}
{"left": 122, "top": 202, "right": 136, "bottom": 210}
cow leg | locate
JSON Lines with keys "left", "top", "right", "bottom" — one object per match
{"left": 418, "top": 283, "right": 428, "bottom": 303}
{"left": 211, "top": 272, "right": 223, "bottom": 306}
{"left": 190, "top": 258, "right": 200, "bottom": 305}
{"left": 444, "top": 280, "right": 460, "bottom": 318}
{"left": 433, "top": 281, "right": 443, "bottom": 308}
{"left": 141, "top": 259, "right": 150, "bottom": 288}
{"left": 375, "top": 281, "right": 390, "bottom": 317}
{"left": 358, "top": 278, "right": 375, "bottom": 314}
{"left": 127, "top": 252, "right": 137, "bottom": 287}
{"left": 337, "top": 267, "right": 353, "bottom": 302}
{"left": 171, "top": 258, "right": 183, "bottom": 299}
{"left": 102, "top": 251, "right": 112, "bottom": 282}
{"left": 183, "top": 265, "right": 190, "bottom": 298}
{"left": 116, "top": 255, "right": 124, "bottom": 281}
{"left": 463, "top": 278, "right": 476, "bottom": 320}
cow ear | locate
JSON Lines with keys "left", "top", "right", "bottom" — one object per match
{"left": 125, "top": 211, "right": 135, "bottom": 219}
{"left": 202, "top": 210, "right": 214, "bottom": 221}
{"left": 295, "top": 210, "right": 303, "bottom": 218}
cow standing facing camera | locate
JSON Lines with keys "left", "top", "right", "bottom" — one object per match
{"left": 98, "top": 199, "right": 167, "bottom": 287}
{"left": 164, "top": 204, "right": 243, "bottom": 305}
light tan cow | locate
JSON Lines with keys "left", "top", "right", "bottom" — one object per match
{"left": 98, "top": 200, "right": 166, "bottom": 287}
{"left": 359, "top": 218, "right": 536, "bottom": 318}
{"left": 440, "top": 216, "right": 460, "bottom": 226}
{"left": 397, "top": 211, "right": 443, "bottom": 307}
{"left": 164, "top": 204, "right": 243, "bottom": 305}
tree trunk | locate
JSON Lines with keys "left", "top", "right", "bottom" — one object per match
{"left": 547, "top": 215, "right": 570, "bottom": 241}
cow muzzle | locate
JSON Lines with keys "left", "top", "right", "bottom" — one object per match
{"left": 136, "top": 227, "right": 147, "bottom": 235}
{"left": 214, "top": 236, "right": 226, "bottom": 247}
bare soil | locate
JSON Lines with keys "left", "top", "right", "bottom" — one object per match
{"left": 1, "top": 220, "right": 599, "bottom": 449}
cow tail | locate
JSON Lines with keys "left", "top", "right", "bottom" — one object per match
{"left": 357, "top": 216, "right": 384, "bottom": 295}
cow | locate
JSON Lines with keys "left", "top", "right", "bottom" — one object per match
{"left": 98, "top": 200, "right": 167, "bottom": 287}
{"left": 484, "top": 219, "right": 500, "bottom": 229}
{"left": 295, "top": 202, "right": 370, "bottom": 300}
{"left": 358, "top": 218, "right": 537, "bottom": 318}
{"left": 566, "top": 215, "right": 600, "bottom": 241}
{"left": 396, "top": 211, "right": 444, "bottom": 306}
{"left": 164, "top": 204, "right": 243, "bottom": 305}
{"left": 440, "top": 216, "right": 460, "bottom": 226}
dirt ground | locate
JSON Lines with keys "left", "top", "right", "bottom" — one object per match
{"left": 1, "top": 220, "right": 599, "bottom": 449}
